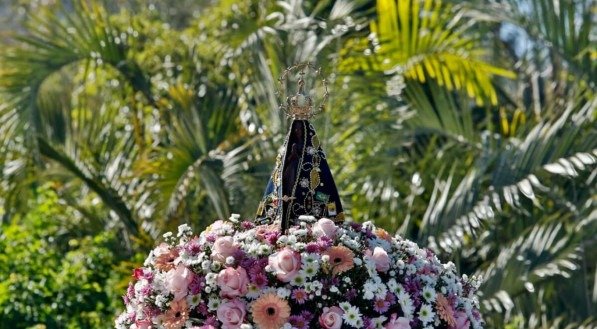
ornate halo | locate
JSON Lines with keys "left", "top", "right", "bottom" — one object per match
{"left": 275, "top": 62, "right": 329, "bottom": 120}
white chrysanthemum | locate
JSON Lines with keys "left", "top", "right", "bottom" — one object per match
{"left": 205, "top": 273, "right": 217, "bottom": 285}
{"left": 257, "top": 244, "right": 272, "bottom": 255}
{"left": 422, "top": 286, "right": 436, "bottom": 302}
{"left": 302, "top": 261, "right": 320, "bottom": 277}
{"left": 207, "top": 296, "right": 221, "bottom": 311}
{"left": 339, "top": 302, "right": 351, "bottom": 312}
{"left": 290, "top": 272, "right": 307, "bottom": 286}
{"left": 186, "top": 293, "right": 202, "bottom": 308}
{"left": 228, "top": 213, "right": 240, "bottom": 223}
{"left": 363, "top": 281, "right": 376, "bottom": 300}
{"left": 245, "top": 284, "right": 261, "bottom": 299}
{"left": 397, "top": 291, "right": 414, "bottom": 318}
{"left": 371, "top": 316, "right": 387, "bottom": 328}
{"left": 342, "top": 305, "right": 363, "bottom": 327}
{"left": 287, "top": 235, "right": 297, "bottom": 244}
{"left": 292, "top": 229, "right": 308, "bottom": 237}
{"left": 155, "top": 294, "right": 168, "bottom": 308}
{"left": 277, "top": 287, "right": 291, "bottom": 298}
{"left": 302, "top": 253, "right": 319, "bottom": 264}
{"left": 387, "top": 278, "right": 398, "bottom": 293}
{"left": 418, "top": 304, "right": 435, "bottom": 324}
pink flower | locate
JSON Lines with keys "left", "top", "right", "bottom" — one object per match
{"left": 365, "top": 247, "right": 391, "bottom": 273}
{"left": 318, "top": 306, "right": 343, "bottom": 329}
{"left": 312, "top": 218, "right": 338, "bottom": 239}
{"left": 268, "top": 248, "right": 301, "bottom": 282}
{"left": 166, "top": 264, "right": 194, "bottom": 301}
{"left": 217, "top": 267, "right": 249, "bottom": 298}
{"left": 131, "top": 319, "right": 152, "bottom": 329}
{"left": 385, "top": 314, "right": 411, "bottom": 329}
{"left": 212, "top": 236, "right": 238, "bottom": 263}
{"left": 217, "top": 299, "right": 246, "bottom": 329}
{"left": 451, "top": 311, "right": 471, "bottom": 329}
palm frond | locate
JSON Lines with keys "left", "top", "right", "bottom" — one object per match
{"left": 347, "top": 0, "right": 516, "bottom": 105}
{"left": 424, "top": 93, "right": 596, "bottom": 250}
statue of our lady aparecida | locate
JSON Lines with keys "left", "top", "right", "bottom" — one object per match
{"left": 116, "top": 63, "right": 483, "bottom": 329}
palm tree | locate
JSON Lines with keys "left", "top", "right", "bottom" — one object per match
{"left": 332, "top": 0, "right": 596, "bottom": 327}
{"left": 0, "top": 0, "right": 594, "bottom": 328}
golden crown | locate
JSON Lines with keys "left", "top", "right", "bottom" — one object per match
{"left": 277, "top": 62, "right": 328, "bottom": 120}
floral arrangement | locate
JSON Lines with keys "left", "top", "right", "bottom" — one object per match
{"left": 116, "top": 215, "right": 483, "bottom": 329}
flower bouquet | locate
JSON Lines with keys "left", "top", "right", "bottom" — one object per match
{"left": 116, "top": 64, "right": 483, "bottom": 329}
{"left": 116, "top": 215, "right": 482, "bottom": 329}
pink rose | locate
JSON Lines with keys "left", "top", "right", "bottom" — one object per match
{"left": 452, "top": 311, "right": 470, "bottom": 329}
{"left": 312, "top": 218, "right": 338, "bottom": 239}
{"left": 217, "top": 267, "right": 248, "bottom": 298}
{"left": 131, "top": 319, "right": 151, "bottom": 329}
{"left": 268, "top": 248, "right": 301, "bottom": 282}
{"left": 216, "top": 299, "right": 246, "bottom": 329}
{"left": 212, "top": 236, "right": 238, "bottom": 263}
{"left": 385, "top": 314, "right": 411, "bottom": 329}
{"left": 365, "top": 247, "right": 391, "bottom": 272}
{"left": 166, "top": 264, "right": 194, "bottom": 300}
{"left": 153, "top": 242, "right": 170, "bottom": 256}
{"left": 318, "top": 306, "right": 343, "bottom": 329}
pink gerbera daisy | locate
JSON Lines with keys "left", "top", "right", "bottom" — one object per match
{"left": 161, "top": 299, "right": 189, "bottom": 329}
{"left": 323, "top": 246, "right": 354, "bottom": 275}
{"left": 251, "top": 293, "right": 291, "bottom": 329}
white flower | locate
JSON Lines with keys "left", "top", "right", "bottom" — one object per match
{"left": 371, "top": 316, "right": 387, "bottom": 328}
{"left": 302, "top": 253, "right": 319, "bottom": 264}
{"left": 207, "top": 296, "right": 221, "bottom": 311}
{"left": 176, "top": 224, "right": 192, "bottom": 237}
{"left": 201, "top": 260, "right": 211, "bottom": 271}
{"left": 229, "top": 213, "right": 241, "bottom": 222}
{"left": 293, "top": 229, "right": 308, "bottom": 237}
{"left": 297, "top": 215, "right": 317, "bottom": 222}
{"left": 418, "top": 304, "right": 435, "bottom": 324}
{"left": 342, "top": 305, "right": 363, "bottom": 327}
{"left": 422, "top": 286, "right": 436, "bottom": 302}
{"left": 339, "top": 302, "right": 351, "bottom": 312}
{"left": 225, "top": 256, "right": 235, "bottom": 265}
{"left": 290, "top": 272, "right": 307, "bottom": 286}
{"left": 397, "top": 290, "right": 414, "bottom": 318}
{"left": 186, "top": 293, "right": 202, "bottom": 308}
{"left": 302, "top": 261, "right": 319, "bottom": 277}
{"left": 362, "top": 281, "right": 377, "bottom": 300}
{"left": 245, "top": 284, "right": 261, "bottom": 299}
{"left": 277, "top": 287, "right": 291, "bottom": 298}
{"left": 240, "top": 324, "right": 253, "bottom": 329}
{"left": 155, "top": 295, "right": 168, "bottom": 308}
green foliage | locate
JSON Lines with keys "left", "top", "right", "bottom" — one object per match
{"left": 0, "top": 0, "right": 595, "bottom": 328}
{"left": 0, "top": 186, "right": 120, "bottom": 328}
